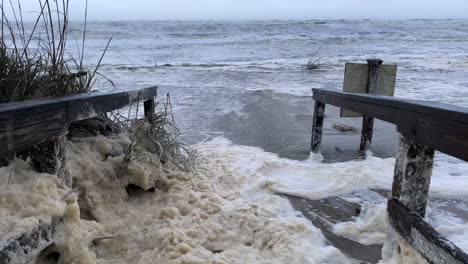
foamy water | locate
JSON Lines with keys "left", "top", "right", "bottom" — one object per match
{"left": 1, "top": 135, "right": 356, "bottom": 263}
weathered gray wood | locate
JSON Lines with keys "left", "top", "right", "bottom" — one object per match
{"left": 385, "top": 135, "right": 436, "bottom": 263}
{"left": 313, "top": 88, "right": 468, "bottom": 124}
{"left": 341, "top": 61, "right": 397, "bottom": 117}
{"left": 55, "top": 135, "right": 70, "bottom": 186}
{"left": 0, "top": 86, "right": 158, "bottom": 156}
{"left": 1, "top": 110, "right": 67, "bottom": 157}
{"left": 366, "top": 59, "right": 383, "bottom": 94}
{"left": 388, "top": 131, "right": 438, "bottom": 264}
{"left": 0, "top": 87, "right": 156, "bottom": 120}
{"left": 18, "top": 133, "right": 71, "bottom": 187}
{"left": 359, "top": 116, "right": 374, "bottom": 152}
{"left": 144, "top": 98, "right": 155, "bottom": 118}
{"left": 388, "top": 199, "right": 468, "bottom": 264}
{"left": 0, "top": 219, "right": 61, "bottom": 264}
{"left": 392, "top": 135, "right": 435, "bottom": 216}
{"left": 312, "top": 89, "right": 468, "bottom": 162}
{"left": 359, "top": 59, "right": 382, "bottom": 152}
{"left": 311, "top": 100, "right": 325, "bottom": 153}
{"left": 287, "top": 195, "right": 383, "bottom": 263}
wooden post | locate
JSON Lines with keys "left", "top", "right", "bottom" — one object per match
{"left": 383, "top": 134, "right": 436, "bottom": 262}
{"left": 359, "top": 116, "right": 374, "bottom": 152}
{"left": 367, "top": 59, "right": 383, "bottom": 94}
{"left": 0, "top": 218, "right": 61, "bottom": 264}
{"left": 391, "top": 134, "right": 435, "bottom": 217}
{"left": 144, "top": 98, "right": 155, "bottom": 118}
{"left": 18, "top": 127, "right": 71, "bottom": 187}
{"left": 55, "top": 134, "right": 71, "bottom": 187}
{"left": 311, "top": 100, "right": 326, "bottom": 153}
{"left": 359, "top": 59, "right": 383, "bottom": 152}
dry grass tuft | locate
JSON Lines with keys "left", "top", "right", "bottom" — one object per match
{"left": 115, "top": 94, "right": 198, "bottom": 172}
{"left": 306, "top": 44, "right": 322, "bottom": 70}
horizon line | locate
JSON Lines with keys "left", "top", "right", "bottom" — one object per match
{"left": 20, "top": 17, "right": 468, "bottom": 23}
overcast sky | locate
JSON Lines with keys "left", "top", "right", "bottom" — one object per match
{"left": 9, "top": 0, "right": 468, "bottom": 21}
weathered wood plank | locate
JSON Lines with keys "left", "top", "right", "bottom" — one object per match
{"left": 0, "top": 218, "right": 61, "bottom": 264}
{"left": 0, "top": 110, "right": 67, "bottom": 155}
{"left": 312, "top": 89, "right": 468, "bottom": 162}
{"left": 144, "top": 98, "right": 156, "bottom": 118}
{"left": 392, "top": 135, "right": 435, "bottom": 217}
{"left": 311, "top": 100, "right": 325, "bottom": 153}
{"left": 313, "top": 89, "right": 468, "bottom": 124}
{"left": 17, "top": 134, "right": 71, "bottom": 187}
{"left": 0, "top": 87, "right": 157, "bottom": 155}
{"left": 359, "top": 116, "right": 374, "bottom": 151}
{"left": 287, "top": 195, "right": 383, "bottom": 263}
{"left": 388, "top": 199, "right": 468, "bottom": 264}
{"left": 366, "top": 59, "right": 383, "bottom": 94}
{"left": 359, "top": 59, "right": 382, "bottom": 152}
{"left": 0, "top": 86, "right": 157, "bottom": 119}
{"left": 341, "top": 62, "right": 397, "bottom": 117}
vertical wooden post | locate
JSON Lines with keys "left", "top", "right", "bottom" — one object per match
{"left": 367, "top": 59, "right": 383, "bottom": 94}
{"left": 55, "top": 134, "right": 71, "bottom": 187}
{"left": 311, "top": 100, "right": 326, "bottom": 153}
{"left": 144, "top": 98, "right": 155, "bottom": 118}
{"left": 391, "top": 134, "right": 435, "bottom": 217}
{"left": 383, "top": 134, "right": 435, "bottom": 262}
{"left": 359, "top": 59, "right": 383, "bottom": 152}
{"left": 359, "top": 116, "right": 374, "bottom": 152}
{"left": 19, "top": 127, "right": 71, "bottom": 187}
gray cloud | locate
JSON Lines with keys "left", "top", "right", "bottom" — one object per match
{"left": 9, "top": 0, "right": 468, "bottom": 21}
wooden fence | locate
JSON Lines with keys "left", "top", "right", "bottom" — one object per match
{"left": 311, "top": 88, "right": 468, "bottom": 264}
{"left": 0, "top": 86, "right": 157, "bottom": 264}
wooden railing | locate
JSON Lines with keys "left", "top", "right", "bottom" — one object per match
{"left": 0, "top": 86, "right": 157, "bottom": 264}
{"left": 311, "top": 88, "right": 468, "bottom": 264}
{"left": 0, "top": 86, "right": 157, "bottom": 156}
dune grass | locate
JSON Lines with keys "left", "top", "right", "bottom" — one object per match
{"left": 0, "top": 0, "right": 111, "bottom": 103}
{"left": 118, "top": 94, "right": 198, "bottom": 172}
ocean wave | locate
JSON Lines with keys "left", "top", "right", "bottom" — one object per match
{"left": 106, "top": 59, "right": 314, "bottom": 72}
{"left": 164, "top": 33, "right": 226, "bottom": 39}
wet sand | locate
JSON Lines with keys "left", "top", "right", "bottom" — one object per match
{"left": 212, "top": 90, "right": 399, "bottom": 162}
